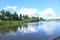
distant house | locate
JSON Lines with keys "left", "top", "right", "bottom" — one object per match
{"left": 1, "top": 16, "right": 8, "bottom": 20}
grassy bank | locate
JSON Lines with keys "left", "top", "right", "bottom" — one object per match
{"left": 0, "top": 21, "right": 23, "bottom": 28}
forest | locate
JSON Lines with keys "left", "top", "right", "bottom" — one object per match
{"left": 0, "top": 10, "right": 45, "bottom": 27}
{"left": 0, "top": 10, "right": 45, "bottom": 22}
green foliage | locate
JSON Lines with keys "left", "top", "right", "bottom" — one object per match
{"left": 0, "top": 10, "right": 45, "bottom": 22}
{"left": 40, "top": 17, "right": 45, "bottom": 21}
{"left": 0, "top": 10, "right": 45, "bottom": 27}
{"left": 30, "top": 17, "right": 40, "bottom": 22}
{"left": 19, "top": 14, "right": 22, "bottom": 20}
{"left": 1, "top": 10, "right": 5, "bottom": 16}
{"left": 23, "top": 15, "right": 29, "bottom": 19}
{"left": 13, "top": 12, "right": 18, "bottom": 20}
{"left": 0, "top": 21, "right": 23, "bottom": 28}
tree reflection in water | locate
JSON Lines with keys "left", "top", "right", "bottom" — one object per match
{"left": 0, "top": 22, "right": 60, "bottom": 40}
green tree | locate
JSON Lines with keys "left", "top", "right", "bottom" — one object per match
{"left": 19, "top": 14, "right": 22, "bottom": 20}
{"left": 40, "top": 17, "right": 45, "bottom": 21}
{"left": 0, "top": 10, "right": 8, "bottom": 20}
{"left": 36, "top": 17, "right": 40, "bottom": 22}
{"left": 0, "top": 15, "right": 1, "bottom": 19}
{"left": 5, "top": 11, "right": 11, "bottom": 17}
{"left": 8, "top": 13, "right": 13, "bottom": 21}
{"left": 23, "top": 15, "right": 29, "bottom": 19}
{"left": 13, "top": 12, "right": 18, "bottom": 20}
{"left": 1, "top": 10, "right": 5, "bottom": 17}
{"left": 31, "top": 17, "right": 37, "bottom": 22}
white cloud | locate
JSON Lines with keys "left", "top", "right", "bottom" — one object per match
{"left": 3, "top": 6, "right": 17, "bottom": 11}
{"left": 18, "top": 7, "right": 56, "bottom": 19}
{"left": 3, "top": 6, "right": 57, "bottom": 19}
{"left": 38, "top": 8, "right": 56, "bottom": 19}
{"left": 43, "top": 8, "right": 55, "bottom": 15}
{"left": 17, "top": 7, "right": 39, "bottom": 16}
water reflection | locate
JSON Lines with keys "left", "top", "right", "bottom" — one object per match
{"left": 0, "top": 26, "right": 17, "bottom": 34}
{"left": 0, "top": 22, "right": 57, "bottom": 35}
{"left": 39, "top": 21, "right": 56, "bottom": 35}
{"left": 16, "top": 21, "right": 57, "bottom": 35}
{"left": 0, "top": 21, "right": 60, "bottom": 40}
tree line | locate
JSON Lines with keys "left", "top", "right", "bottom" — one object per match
{"left": 0, "top": 10, "right": 45, "bottom": 22}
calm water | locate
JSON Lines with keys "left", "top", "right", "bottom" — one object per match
{"left": 0, "top": 21, "right": 60, "bottom": 40}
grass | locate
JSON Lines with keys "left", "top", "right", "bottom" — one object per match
{"left": 0, "top": 21, "right": 23, "bottom": 28}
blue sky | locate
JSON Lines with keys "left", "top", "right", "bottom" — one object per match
{"left": 0, "top": 0, "right": 60, "bottom": 19}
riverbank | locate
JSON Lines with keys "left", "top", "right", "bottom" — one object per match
{"left": 0, "top": 21, "right": 23, "bottom": 28}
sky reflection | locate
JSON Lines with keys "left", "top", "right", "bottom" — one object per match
{"left": 39, "top": 21, "right": 56, "bottom": 35}
{"left": 15, "top": 21, "right": 57, "bottom": 35}
{"left": 0, "top": 22, "right": 60, "bottom": 40}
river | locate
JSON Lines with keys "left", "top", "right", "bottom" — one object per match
{"left": 0, "top": 21, "right": 60, "bottom": 40}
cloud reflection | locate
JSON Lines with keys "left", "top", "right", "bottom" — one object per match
{"left": 17, "top": 21, "right": 56, "bottom": 35}
{"left": 39, "top": 21, "right": 56, "bottom": 35}
{"left": 7, "top": 21, "right": 57, "bottom": 36}
{"left": 17, "top": 25, "right": 37, "bottom": 34}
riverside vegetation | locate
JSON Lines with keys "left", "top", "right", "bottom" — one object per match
{"left": 0, "top": 10, "right": 45, "bottom": 28}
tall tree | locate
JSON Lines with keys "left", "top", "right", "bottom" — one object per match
{"left": 1, "top": 10, "right": 5, "bottom": 17}
{"left": 5, "top": 11, "right": 11, "bottom": 17}
{"left": 19, "top": 14, "right": 22, "bottom": 20}
{"left": 23, "top": 15, "right": 29, "bottom": 19}
{"left": 40, "top": 17, "right": 45, "bottom": 21}
{"left": 36, "top": 17, "right": 39, "bottom": 21}
{"left": 0, "top": 15, "right": 2, "bottom": 19}
{"left": 13, "top": 12, "right": 18, "bottom": 20}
